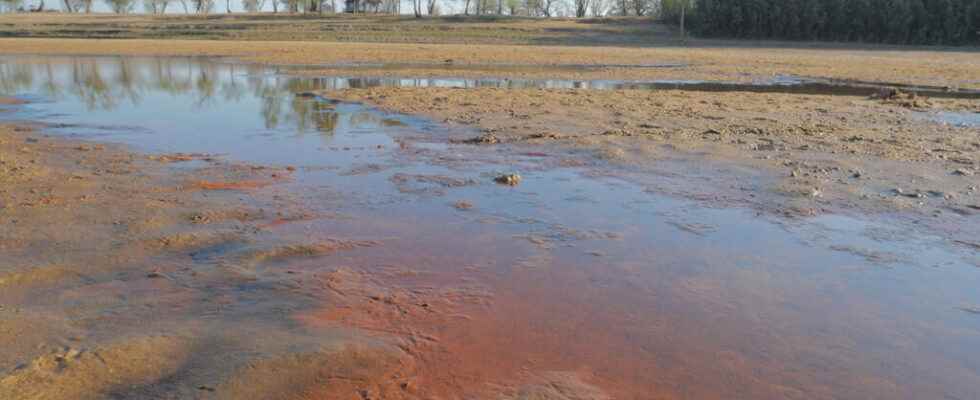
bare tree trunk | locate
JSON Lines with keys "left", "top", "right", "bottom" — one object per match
{"left": 680, "top": 2, "right": 686, "bottom": 40}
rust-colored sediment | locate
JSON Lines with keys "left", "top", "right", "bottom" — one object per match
{"left": 191, "top": 179, "right": 277, "bottom": 191}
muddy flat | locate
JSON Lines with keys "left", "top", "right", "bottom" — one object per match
{"left": 0, "top": 40, "right": 978, "bottom": 400}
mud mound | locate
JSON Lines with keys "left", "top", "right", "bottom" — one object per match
{"left": 0, "top": 336, "right": 190, "bottom": 400}
{"left": 502, "top": 372, "right": 610, "bottom": 400}
{"left": 0, "top": 265, "right": 82, "bottom": 290}
{"left": 215, "top": 344, "right": 415, "bottom": 400}
{"left": 871, "top": 87, "right": 933, "bottom": 109}
{"left": 244, "top": 240, "right": 378, "bottom": 265}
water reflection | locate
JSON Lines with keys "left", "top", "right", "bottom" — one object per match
{"left": 0, "top": 55, "right": 349, "bottom": 136}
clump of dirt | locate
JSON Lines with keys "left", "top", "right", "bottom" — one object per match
{"left": 390, "top": 173, "right": 478, "bottom": 195}
{"left": 453, "top": 200, "right": 474, "bottom": 210}
{"left": 455, "top": 132, "right": 501, "bottom": 144}
{"left": 494, "top": 173, "right": 522, "bottom": 186}
{"left": 871, "top": 87, "right": 933, "bottom": 109}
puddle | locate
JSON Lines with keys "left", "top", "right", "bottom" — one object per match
{"left": 284, "top": 62, "right": 980, "bottom": 99}
{"left": 2, "top": 54, "right": 980, "bottom": 399}
{"left": 286, "top": 74, "right": 980, "bottom": 99}
{"left": 916, "top": 110, "right": 980, "bottom": 127}
{"left": 297, "top": 61, "right": 690, "bottom": 71}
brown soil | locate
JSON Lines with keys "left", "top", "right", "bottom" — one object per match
{"left": 1, "top": 37, "right": 979, "bottom": 89}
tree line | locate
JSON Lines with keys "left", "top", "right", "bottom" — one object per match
{"left": 2, "top": 0, "right": 978, "bottom": 45}
{"left": 0, "top": 0, "right": 666, "bottom": 16}
{"left": 679, "top": 0, "right": 980, "bottom": 45}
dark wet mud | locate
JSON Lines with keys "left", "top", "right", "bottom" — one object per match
{"left": 280, "top": 63, "right": 980, "bottom": 99}
{"left": 1, "top": 55, "right": 979, "bottom": 399}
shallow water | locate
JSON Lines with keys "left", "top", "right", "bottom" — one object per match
{"left": 917, "top": 110, "right": 980, "bottom": 127}
{"left": 1, "top": 55, "right": 979, "bottom": 399}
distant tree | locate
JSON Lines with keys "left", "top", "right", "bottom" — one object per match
{"left": 61, "top": 0, "right": 85, "bottom": 12}
{"left": 0, "top": 0, "right": 22, "bottom": 12}
{"left": 689, "top": 0, "right": 978, "bottom": 45}
{"left": 143, "top": 0, "right": 169, "bottom": 12}
{"left": 539, "top": 0, "right": 553, "bottom": 16}
{"left": 241, "top": 0, "right": 258, "bottom": 11}
{"left": 588, "top": 0, "right": 605, "bottom": 15}
{"left": 574, "top": 0, "right": 587, "bottom": 16}
{"left": 105, "top": 0, "right": 134, "bottom": 12}
{"left": 193, "top": 0, "right": 213, "bottom": 13}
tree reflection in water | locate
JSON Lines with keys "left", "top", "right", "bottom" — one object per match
{"left": 0, "top": 55, "right": 387, "bottom": 138}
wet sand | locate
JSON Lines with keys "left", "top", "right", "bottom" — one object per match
{"left": 328, "top": 86, "right": 980, "bottom": 244}
{"left": 0, "top": 121, "right": 414, "bottom": 399}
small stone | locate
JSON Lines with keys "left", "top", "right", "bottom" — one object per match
{"left": 147, "top": 270, "right": 167, "bottom": 279}
{"left": 494, "top": 174, "right": 522, "bottom": 186}
{"left": 460, "top": 133, "right": 499, "bottom": 144}
{"left": 953, "top": 169, "right": 974, "bottom": 176}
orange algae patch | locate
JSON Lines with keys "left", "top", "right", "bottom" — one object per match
{"left": 190, "top": 180, "right": 276, "bottom": 191}
{"left": 0, "top": 96, "right": 27, "bottom": 105}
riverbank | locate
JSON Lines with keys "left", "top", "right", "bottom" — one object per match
{"left": 0, "top": 36, "right": 978, "bottom": 89}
